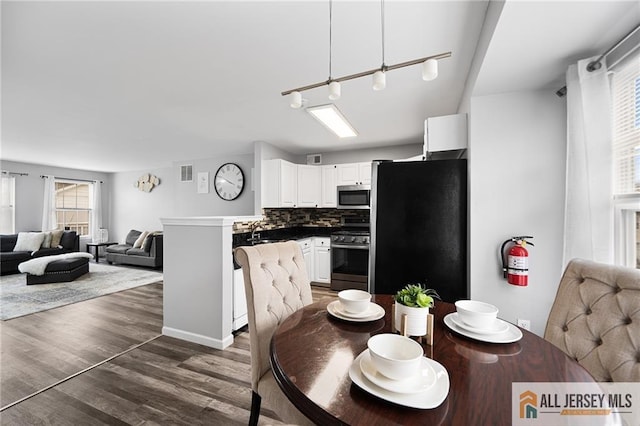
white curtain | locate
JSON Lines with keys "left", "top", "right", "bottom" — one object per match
{"left": 41, "top": 175, "right": 57, "bottom": 231}
{"left": 0, "top": 176, "right": 16, "bottom": 234}
{"left": 90, "top": 181, "right": 102, "bottom": 242}
{"left": 563, "top": 56, "right": 614, "bottom": 266}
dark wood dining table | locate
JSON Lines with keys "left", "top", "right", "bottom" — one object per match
{"left": 270, "top": 295, "right": 596, "bottom": 425}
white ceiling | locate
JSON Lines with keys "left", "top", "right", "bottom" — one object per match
{"left": 1, "top": 1, "right": 638, "bottom": 173}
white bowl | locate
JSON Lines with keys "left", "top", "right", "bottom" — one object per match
{"left": 367, "top": 334, "right": 424, "bottom": 380}
{"left": 338, "top": 289, "right": 371, "bottom": 314}
{"left": 455, "top": 300, "right": 499, "bottom": 330}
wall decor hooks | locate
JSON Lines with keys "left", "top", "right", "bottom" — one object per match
{"left": 134, "top": 173, "right": 160, "bottom": 192}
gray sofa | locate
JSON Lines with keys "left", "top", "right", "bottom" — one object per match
{"left": 105, "top": 229, "right": 163, "bottom": 268}
{"left": 0, "top": 230, "right": 79, "bottom": 275}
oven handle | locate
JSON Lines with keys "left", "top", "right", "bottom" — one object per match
{"left": 330, "top": 243, "right": 370, "bottom": 250}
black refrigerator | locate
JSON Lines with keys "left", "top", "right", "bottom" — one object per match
{"left": 368, "top": 159, "right": 468, "bottom": 302}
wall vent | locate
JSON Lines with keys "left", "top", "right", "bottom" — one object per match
{"left": 307, "top": 154, "right": 322, "bottom": 165}
{"left": 180, "top": 165, "right": 193, "bottom": 182}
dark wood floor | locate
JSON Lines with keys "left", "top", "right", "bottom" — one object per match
{"left": 1, "top": 280, "right": 337, "bottom": 425}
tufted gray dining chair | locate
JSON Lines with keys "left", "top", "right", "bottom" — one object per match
{"left": 234, "top": 241, "right": 314, "bottom": 426}
{"left": 544, "top": 258, "right": 640, "bottom": 382}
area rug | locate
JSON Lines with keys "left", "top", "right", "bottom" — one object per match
{"left": 0, "top": 263, "right": 163, "bottom": 320}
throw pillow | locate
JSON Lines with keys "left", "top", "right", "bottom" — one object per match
{"left": 125, "top": 229, "right": 142, "bottom": 246}
{"left": 41, "top": 231, "right": 52, "bottom": 249}
{"left": 133, "top": 231, "right": 149, "bottom": 249}
{"left": 50, "top": 229, "right": 64, "bottom": 248}
{"left": 141, "top": 233, "right": 155, "bottom": 252}
{"left": 13, "top": 232, "right": 46, "bottom": 253}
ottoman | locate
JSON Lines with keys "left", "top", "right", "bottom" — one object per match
{"left": 26, "top": 257, "right": 90, "bottom": 285}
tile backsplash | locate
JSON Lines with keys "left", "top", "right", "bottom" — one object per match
{"left": 233, "top": 208, "right": 369, "bottom": 233}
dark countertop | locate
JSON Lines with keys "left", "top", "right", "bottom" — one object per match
{"left": 232, "top": 226, "right": 337, "bottom": 269}
{"left": 232, "top": 226, "right": 335, "bottom": 248}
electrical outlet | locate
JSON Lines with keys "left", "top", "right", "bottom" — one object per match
{"left": 517, "top": 319, "right": 531, "bottom": 331}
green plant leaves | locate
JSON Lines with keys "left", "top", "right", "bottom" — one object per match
{"left": 394, "top": 283, "right": 440, "bottom": 308}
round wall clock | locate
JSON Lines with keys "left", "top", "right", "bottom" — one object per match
{"left": 214, "top": 163, "right": 245, "bottom": 201}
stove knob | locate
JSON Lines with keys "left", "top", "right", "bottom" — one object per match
{"left": 348, "top": 236, "right": 356, "bottom": 243}
{"left": 338, "top": 236, "right": 345, "bottom": 242}
{"left": 363, "top": 236, "right": 370, "bottom": 244}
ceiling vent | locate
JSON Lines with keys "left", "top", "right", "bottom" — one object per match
{"left": 307, "top": 154, "right": 322, "bottom": 165}
{"left": 180, "top": 164, "right": 193, "bottom": 182}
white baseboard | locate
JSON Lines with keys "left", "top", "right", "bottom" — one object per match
{"left": 162, "top": 326, "right": 233, "bottom": 350}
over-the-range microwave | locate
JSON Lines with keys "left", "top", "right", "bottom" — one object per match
{"left": 337, "top": 185, "right": 371, "bottom": 209}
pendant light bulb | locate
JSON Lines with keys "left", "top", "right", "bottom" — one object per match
{"left": 422, "top": 58, "right": 438, "bottom": 81}
{"left": 289, "top": 91, "right": 302, "bottom": 109}
{"left": 328, "top": 81, "right": 341, "bottom": 100}
{"left": 372, "top": 70, "right": 386, "bottom": 91}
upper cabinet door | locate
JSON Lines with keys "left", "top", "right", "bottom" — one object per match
{"left": 281, "top": 160, "right": 298, "bottom": 207}
{"left": 358, "top": 162, "right": 372, "bottom": 185}
{"left": 297, "top": 165, "right": 322, "bottom": 208}
{"left": 321, "top": 165, "right": 337, "bottom": 207}
{"left": 337, "top": 162, "right": 371, "bottom": 186}
{"left": 263, "top": 159, "right": 297, "bottom": 208}
{"left": 336, "top": 163, "right": 360, "bottom": 186}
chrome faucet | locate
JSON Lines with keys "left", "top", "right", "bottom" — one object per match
{"left": 248, "top": 221, "right": 261, "bottom": 243}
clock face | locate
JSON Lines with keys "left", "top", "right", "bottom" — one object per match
{"left": 214, "top": 163, "right": 244, "bottom": 201}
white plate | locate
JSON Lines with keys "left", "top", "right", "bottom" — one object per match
{"left": 359, "top": 350, "right": 436, "bottom": 394}
{"left": 333, "top": 301, "right": 379, "bottom": 318}
{"left": 327, "top": 300, "right": 385, "bottom": 322}
{"left": 449, "top": 312, "right": 509, "bottom": 335}
{"left": 444, "top": 313, "right": 523, "bottom": 344}
{"left": 349, "top": 350, "right": 449, "bottom": 409}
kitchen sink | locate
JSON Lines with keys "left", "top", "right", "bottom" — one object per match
{"left": 252, "top": 239, "right": 281, "bottom": 245}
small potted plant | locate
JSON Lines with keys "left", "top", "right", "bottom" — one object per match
{"left": 394, "top": 284, "right": 441, "bottom": 336}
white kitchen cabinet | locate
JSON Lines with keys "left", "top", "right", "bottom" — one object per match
{"left": 423, "top": 113, "right": 467, "bottom": 154}
{"left": 359, "top": 162, "right": 372, "bottom": 185}
{"left": 297, "top": 238, "right": 314, "bottom": 279}
{"left": 233, "top": 267, "right": 248, "bottom": 330}
{"left": 336, "top": 162, "right": 371, "bottom": 186}
{"left": 321, "top": 165, "right": 337, "bottom": 207}
{"left": 263, "top": 159, "right": 297, "bottom": 208}
{"left": 313, "top": 237, "right": 331, "bottom": 285}
{"left": 297, "top": 165, "right": 322, "bottom": 208}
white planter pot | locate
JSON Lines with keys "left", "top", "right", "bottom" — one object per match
{"left": 394, "top": 303, "right": 430, "bottom": 336}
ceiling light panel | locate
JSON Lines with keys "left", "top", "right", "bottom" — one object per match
{"left": 307, "top": 104, "right": 357, "bottom": 138}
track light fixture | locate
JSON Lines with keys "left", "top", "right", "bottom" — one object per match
{"left": 282, "top": 0, "right": 451, "bottom": 105}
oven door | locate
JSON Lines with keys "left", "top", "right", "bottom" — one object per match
{"left": 330, "top": 243, "right": 369, "bottom": 291}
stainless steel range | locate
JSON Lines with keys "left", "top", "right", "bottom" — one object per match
{"left": 330, "top": 219, "right": 370, "bottom": 291}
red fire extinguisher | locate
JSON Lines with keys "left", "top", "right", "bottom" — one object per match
{"left": 500, "top": 236, "right": 534, "bottom": 286}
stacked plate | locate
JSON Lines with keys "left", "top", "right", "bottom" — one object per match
{"left": 444, "top": 300, "right": 522, "bottom": 343}
{"left": 327, "top": 300, "right": 385, "bottom": 322}
{"left": 349, "top": 350, "right": 450, "bottom": 409}
{"left": 327, "top": 290, "right": 385, "bottom": 322}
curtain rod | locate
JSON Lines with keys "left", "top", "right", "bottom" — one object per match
{"left": 587, "top": 24, "right": 640, "bottom": 71}
{"left": 1, "top": 171, "right": 29, "bottom": 177}
{"left": 557, "top": 23, "right": 640, "bottom": 97}
{"left": 40, "top": 175, "right": 103, "bottom": 184}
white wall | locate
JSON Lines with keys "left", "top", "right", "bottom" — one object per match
{"left": 110, "top": 166, "right": 174, "bottom": 243}
{"left": 172, "top": 154, "right": 254, "bottom": 217}
{"left": 468, "top": 89, "right": 566, "bottom": 336}
{"left": 1, "top": 160, "right": 110, "bottom": 237}
{"left": 110, "top": 154, "right": 255, "bottom": 243}
{"left": 317, "top": 143, "right": 422, "bottom": 164}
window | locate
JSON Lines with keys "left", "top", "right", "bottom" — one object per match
{"left": 612, "top": 54, "right": 640, "bottom": 268}
{"left": 55, "top": 180, "right": 92, "bottom": 236}
{"left": 0, "top": 175, "right": 15, "bottom": 234}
